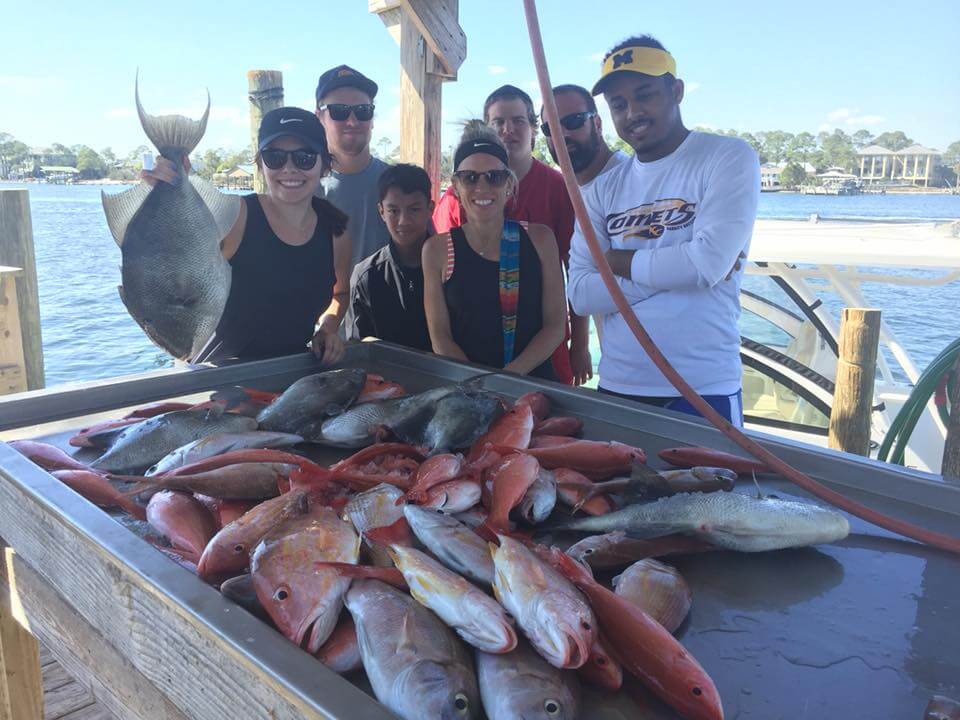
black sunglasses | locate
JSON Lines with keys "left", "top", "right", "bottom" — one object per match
{"left": 452, "top": 169, "right": 512, "bottom": 187}
{"left": 260, "top": 148, "right": 319, "bottom": 171}
{"left": 318, "top": 103, "right": 375, "bottom": 122}
{"left": 540, "top": 111, "right": 597, "bottom": 138}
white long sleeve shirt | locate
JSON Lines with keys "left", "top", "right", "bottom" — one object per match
{"left": 567, "top": 131, "right": 760, "bottom": 396}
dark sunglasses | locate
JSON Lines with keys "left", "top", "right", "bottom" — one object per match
{"left": 452, "top": 169, "right": 512, "bottom": 187}
{"left": 260, "top": 148, "right": 319, "bottom": 171}
{"left": 318, "top": 103, "right": 375, "bottom": 122}
{"left": 540, "top": 111, "right": 597, "bottom": 138}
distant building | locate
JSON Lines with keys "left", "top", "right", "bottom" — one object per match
{"left": 215, "top": 164, "right": 255, "bottom": 190}
{"left": 857, "top": 144, "right": 941, "bottom": 187}
{"left": 760, "top": 164, "right": 783, "bottom": 188}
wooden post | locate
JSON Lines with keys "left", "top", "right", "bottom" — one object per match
{"left": 371, "top": 0, "right": 465, "bottom": 201}
{"left": 828, "top": 308, "right": 881, "bottom": 456}
{"left": 246, "top": 70, "right": 284, "bottom": 194}
{"left": 0, "top": 190, "right": 43, "bottom": 391}
{"left": 0, "top": 269, "right": 28, "bottom": 395}
{"left": 941, "top": 354, "right": 960, "bottom": 482}
{"left": 1, "top": 548, "right": 44, "bottom": 720}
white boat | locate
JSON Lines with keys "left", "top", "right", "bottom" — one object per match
{"left": 741, "top": 217, "right": 960, "bottom": 472}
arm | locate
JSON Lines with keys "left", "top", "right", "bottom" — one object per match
{"left": 554, "top": 180, "right": 593, "bottom": 385}
{"left": 345, "top": 264, "right": 374, "bottom": 341}
{"left": 612, "top": 143, "right": 760, "bottom": 289}
{"left": 504, "top": 225, "right": 566, "bottom": 376}
{"left": 311, "top": 228, "right": 353, "bottom": 363}
{"left": 422, "top": 234, "right": 469, "bottom": 362}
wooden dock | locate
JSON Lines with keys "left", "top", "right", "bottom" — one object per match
{"left": 38, "top": 643, "right": 114, "bottom": 720}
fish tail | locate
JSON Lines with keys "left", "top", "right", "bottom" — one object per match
{"left": 135, "top": 71, "right": 209, "bottom": 156}
{"left": 363, "top": 517, "right": 411, "bottom": 547}
{"left": 113, "top": 477, "right": 159, "bottom": 497}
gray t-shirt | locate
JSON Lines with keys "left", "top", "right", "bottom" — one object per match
{"left": 319, "top": 155, "right": 391, "bottom": 269}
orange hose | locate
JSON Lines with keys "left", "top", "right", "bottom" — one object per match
{"left": 521, "top": 0, "right": 960, "bottom": 555}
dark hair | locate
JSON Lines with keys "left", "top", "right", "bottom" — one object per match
{"left": 603, "top": 35, "right": 676, "bottom": 85}
{"left": 377, "top": 163, "right": 432, "bottom": 202}
{"left": 542, "top": 84, "right": 597, "bottom": 117}
{"left": 483, "top": 84, "right": 538, "bottom": 126}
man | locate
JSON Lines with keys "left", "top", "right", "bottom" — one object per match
{"left": 433, "top": 84, "right": 592, "bottom": 386}
{"left": 347, "top": 164, "right": 433, "bottom": 351}
{"left": 541, "top": 84, "right": 629, "bottom": 187}
{"left": 567, "top": 36, "right": 759, "bottom": 425}
{"left": 315, "top": 65, "right": 391, "bottom": 268}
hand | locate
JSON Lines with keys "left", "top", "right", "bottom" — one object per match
{"left": 569, "top": 337, "right": 593, "bottom": 386}
{"left": 141, "top": 156, "right": 190, "bottom": 187}
{"left": 725, "top": 250, "right": 747, "bottom": 281}
{"left": 603, "top": 248, "right": 634, "bottom": 280}
{"left": 311, "top": 327, "right": 345, "bottom": 365}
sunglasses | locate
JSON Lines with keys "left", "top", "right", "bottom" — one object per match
{"left": 318, "top": 103, "right": 375, "bottom": 122}
{"left": 452, "top": 169, "right": 512, "bottom": 187}
{"left": 540, "top": 111, "right": 597, "bottom": 138}
{"left": 260, "top": 148, "right": 319, "bottom": 171}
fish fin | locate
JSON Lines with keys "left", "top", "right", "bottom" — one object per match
{"left": 363, "top": 517, "right": 410, "bottom": 548}
{"left": 313, "top": 562, "right": 407, "bottom": 590}
{"left": 188, "top": 175, "right": 241, "bottom": 239}
{"left": 101, "top": 184, "right": 152, "bottom": 246}
{"left": 751, "top": 471, "right": 763, "bottom": 499}
{"left": 135, "top": 72, "right": 209, "bottom": 156}
{"left": 116, "top": 479, "right": 159, "bottom": 497}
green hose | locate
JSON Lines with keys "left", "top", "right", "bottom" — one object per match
{"left": 876, "top": 338, "right": 960, "bottom": 465}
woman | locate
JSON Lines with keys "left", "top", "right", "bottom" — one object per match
{"left": 144, "top": 106, "right": 351, "bottom": 365}
{"left": 422, "top": 121, "right": 565, "bottom": 379}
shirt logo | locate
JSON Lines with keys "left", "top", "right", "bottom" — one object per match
{"left": 338, "top": 69, "right": 354, "bottom": 77}
{"left": 605, "top": 198, "right": 696, "bottom": 240}
{"left": 279, "top": 118, "right": 302, "bottom": 124}
{"left": 611, "top": 50, "right": 633, "bottom": 69}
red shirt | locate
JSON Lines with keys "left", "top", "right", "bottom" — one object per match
{"left": 434, "top": 159, "right": 576, "bottom": 383}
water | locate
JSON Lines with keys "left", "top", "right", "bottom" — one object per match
{"left": 3, "top": 182, "right": 960, "bottom": 388}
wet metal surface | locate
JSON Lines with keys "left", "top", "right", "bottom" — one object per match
{"left": 1, "top": 343, "right": 958, "bottom": 719}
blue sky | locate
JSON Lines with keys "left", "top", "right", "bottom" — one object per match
{"left": 2, "top": 1, "right": 957, "bottom": 156}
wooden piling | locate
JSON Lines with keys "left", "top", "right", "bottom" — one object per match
{"left": 941, "top": 354, "right": 960, "bottom": 481}
{"left": 246, "top": 71, "right": 284, "bottom": 194}
{"left": 0, "top": 190, "right": 44, "bottom": 391}
{"left": 1, "top": 548, "right": 45, "bottom": 720}
{"left": 828, "top": 308, "right": 881, "bottom": 457}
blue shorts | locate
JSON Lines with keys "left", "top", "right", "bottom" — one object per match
{"left": 598, "top": 387, "right": 744, "bottom": 428}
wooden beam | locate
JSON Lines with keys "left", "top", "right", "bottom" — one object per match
{"left": 0, "top": 271, "right": 28, "bottom": 396}
{"left": 401, "top": 0, "right": 465, "bottom": 76}
{"left": 247, "top": 71, "right": 284, "bottom": 194}
{"left": 1, "top": 548, "right": 43, "bottom": 720}
{"left": 828, "top": 308, "right": 881, "bottom": 457}
{"left": 399, "top": 7, "right": 443, "bottom": 201}
{"left": 0, "top": 191, "right": 44, "bottom": 391}
{"left": 941, "top": 354, "right": 960, "bottom": 481}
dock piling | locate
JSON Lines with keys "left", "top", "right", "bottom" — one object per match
{"left": 0, "top": 190, "right": 44, "bottom": 391}
{"left": 828, "top": 308, "right": 881, "bottom": 457}
{"left": 246, "top": 71, "right": 284, "bottom": 194}
{"left": 941, "top": 355, "right": 960, "bottom": 482}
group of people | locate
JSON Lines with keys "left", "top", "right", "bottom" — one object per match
{"left": 145, "top": 35, "right": 759, "bottom": 427}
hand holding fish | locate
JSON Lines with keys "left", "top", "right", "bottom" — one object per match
{"left": 312, "top": 325, "right": 345, "bottom": 365}
{"left": 141, "top": 156, "right": 190, "bottom": 187}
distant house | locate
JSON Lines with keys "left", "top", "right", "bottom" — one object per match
{"left": 215, "top": 163, "right": 255, "bottom": 190}
{"left": 857, "top": 144, "right": 941, "bottom": 187}
{"left": 39, "top": 166, "right": 80, "bottom": 183}
{"left": 760, "top": 164, "right": 783, "bottom": 188}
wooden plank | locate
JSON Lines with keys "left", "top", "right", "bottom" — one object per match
{"left": 43, "top": 681, "right": 92, "bottom": 720}
{"left": 400, "top": 0, "right": 465, "bottom": 75}
{"left": 399, "top": 7, "right": 443, "bottom": 201}
{"left": 369, "top": 0, "right": 402, "bottom": 45}
{"left": 942, "top": 354, "right": 960, "bottom": 481}
{"left": 38, "top": 643, "right": 55, "bottom": 668}
{"left": 828, "top": 308, "right": 881, "bottom": 456}
{"left": 0, "top": 190, "right": 44, "bottom": 390}
{"left": 247, "top": 70, "right": 284, "bottom": 194}
{"left": 41, "top": 663, "right": 74, "bottom": 693}
{"left": 58, "top": 704, "right": 113, "bottom": 720}
{"left": 1, "top": 552, "right": 44, "bottom": 720}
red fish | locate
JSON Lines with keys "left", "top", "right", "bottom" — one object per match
{"left": 8, "top": 440, "right": 95, "bottom": 473}
{"left": 553, "top": 468, "right": 616, "bottom": 516}
{"left": 532, "top": 416, "right": 583, "bottom": 437}
{"left": 147, "top": 491, "right": 217, "bottom": 563}
{"left": 551, "top": 549, "right": 723, "bottom": 720}
{"left": 356, "top": 374, "right": 407, "bottom": 403}
{"left": 480, "top": 454, "right": 541, "bottom": 537}
{"left": 194, "top": 494, "right": 258, "bottom": 528}
{"left": 578, "top": 632, "right": 623, "bottom": 691}
{"left": 468, "top": 404, "right": 534, "bottom": 461}
{"left": 514, "top": 391, "right": 551, "bottom": 421}
{"left": 420, "top": 479, "right": 481, "bottom": 514}
{"left": 311, "top": 561, "right": 408, "bottom": 590}
{"left": 315, "top": 615, "right": 362, "bottom": 674}
{"left": 402, "top": 453, "right": 465, "bottom": 504}
{"left": 330, "top": 443, "right": 426, "bottom": 472}
{"left": 50, "top": 469, "right": 147, "bottom": 520}
{"left": 499, "top": 439, "right": 645, "bottom": 480}
{"left": 658, "top": 446, "right": 767, "bottom": 474}
{"left": 123, "top": 401, "right": 194, "bottom": 419}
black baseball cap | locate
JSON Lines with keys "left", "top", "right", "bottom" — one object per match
{"left": 258, "top": 107, "right": 328, "bottom": 153}
{"left": 315, "top": 65, "right": 378, "bottom": 104}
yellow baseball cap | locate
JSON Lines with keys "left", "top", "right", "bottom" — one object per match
{"left": 592, "top": 46, "right": 677, "bottom": 95}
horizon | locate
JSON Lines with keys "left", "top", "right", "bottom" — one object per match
{"left": 2, "top": 1, "right": 958, "bottom": 157}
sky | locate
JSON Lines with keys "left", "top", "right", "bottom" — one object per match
{"left": 2, "top": 1, "right": 958, "bottom": 157}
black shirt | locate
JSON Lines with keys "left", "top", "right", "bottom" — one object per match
{"left": 193, "top": 194, "right": 347, "bottom": 363}
{"left": 443, "top": 225, "right": 556, "bottom": 381}
{"left": 347, "top": 240, "right": 432, "bottom": 352}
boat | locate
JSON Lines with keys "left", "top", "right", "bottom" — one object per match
{"left": 740, "top": 217, "right": 960, "bottom": 473}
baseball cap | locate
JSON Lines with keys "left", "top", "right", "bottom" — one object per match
{"left": 315, "top": 65, "right": 378, "bottom": 104}
{"left": 591, "top": 46, "right": 677, "bottom": 96}
{"left": 257, "top": 107, "right": 328, "bottom": 153}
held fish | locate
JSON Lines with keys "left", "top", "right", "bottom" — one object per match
{"left": 346, "top": 579, "right": 479, "bottom": 720}
{"left": 102, "top": 77, "right": 240, "bottom": 359}
{"left": 256, "top": 369, "right": 367, "bottom": 441}
{"left": 552, "top": 491, "right": 850, "bottom": 552}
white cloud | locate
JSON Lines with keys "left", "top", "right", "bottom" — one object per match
{"left": 210, "top": 105, "right": 247, "bottom": 126}
{"left": 488, "top": 65, "right": 508, "bottom": 75}
{"left": 390, "top": 84, "right": 401, "bottom": 96}
{"left": 685, "top": 81, "right": 701, "bottom": 93}
{"left": 523, "top": 80, "right": 540, "bottom": 92}
{"left": 105, "top": 107, "right": 136, "bottom": 119}
{"left": 849, "top": 114, "right": 884, "bottom": 127}
{"left": 827, "top": 107, "right": 853, "bottom": 122}
{"left": 824, "top": 107, "right": 884, "bottom": 128}
{"left": 278, "top": 62, "right": 297, "bottom": 72}
{"left": 588, "top": 52, "right": 604, "bottom": 62}
{"left": 0, "top": 74, "right": 63, "bottom": 94}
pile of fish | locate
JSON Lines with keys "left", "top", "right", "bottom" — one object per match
{"left": 7, "top": 367, "right": 852, "bottom": 720}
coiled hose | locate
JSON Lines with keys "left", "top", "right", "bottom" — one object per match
{"left": 877, "top": 338, "right": 960, "bottom": 465}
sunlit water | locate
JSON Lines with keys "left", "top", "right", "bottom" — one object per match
{"left": 3, "top": 182, "right": 959, "bottom": 388}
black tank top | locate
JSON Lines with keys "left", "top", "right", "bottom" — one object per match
{"left": 444, "top": 225, "right": 556, "bottom": 380}
{"left": 193, "top": 194, "right": 345, "bottom": 363}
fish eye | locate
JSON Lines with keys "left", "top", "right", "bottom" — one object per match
{"left": 582, "top": 547, "right": 594, "bottom": 555}
{"left": 454, "top": 693, "right": 469, "bottom": 712}
{"left": 581, "top": 621, "right": 591, "bottom": 630}
{"left": 273, "top": 585, "right": 291, "bottom": 602}
{"left": 692, "top": 686, "right": 703, "bottom": 696}
{"left": 544, "top": 699, "right": 561, "bottom": 715}
{"left": 233, "top": 543, "right": 246, "bottom": 554}
{"left": 594, "top": 655, "right": 607, "bottom": 666}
